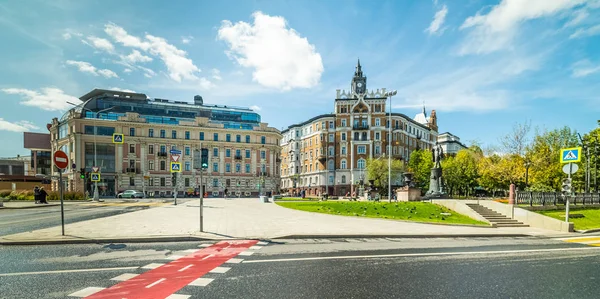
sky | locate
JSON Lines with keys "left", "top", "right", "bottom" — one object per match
{"left": 1, "top": 0, "right": 600, "bottom": 157}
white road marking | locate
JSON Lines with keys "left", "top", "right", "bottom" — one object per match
{"left": 110, "top": 273, "right": 139, "bottom": 281}
{"left": 225, "top": 258, "right": 243, "bottom": 264}
{"left": 577, "top": 240, "right": 600, "bottom": 244}
{"left": 141, "top": 263, "right": 164, "bottom": 269}
{"left": 209, "top": 266, "right": 230, "bottom": 274}
{"left": 244, "top": 247, "right": 600, "bottom": 264}
{"left": 182, "top": 249, "right": 200, "bottom": 253}
{"left": 257, "top": 241, "right": 269, "bottom": 245}
{"left": 201, "top": 254, "right": 214, "bottom": 261}
{"left": 0, "top": 266, "right": 138, "bottom": 277}
{"left": 198, "top": 243, "right": 213, "bottom": 248}
{"left": 166, "top": 255, "right": 184, "bottom": 260}
{"left": 249, "top": 246, "right": 263, "bottom": 250}
{"left": 238, "top": 251, "right": 254, "bottom": 256}
{"left": 188, "top": 277, "right": 214, "bottom": 287}
{"left": 178, "top": 264, "right": 194, "bottom": 272}
{"left": 68, "top": 287, "right": 105, "bottom": 297}
{"left": 166, "top": 294, "right": 191, "bottom": 299}
{"left": 146, "top": 278, "right": 166, "bottom": 288}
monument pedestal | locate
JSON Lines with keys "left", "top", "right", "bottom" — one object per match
{"left": 423, "top": 167, "right": 448, "bottom": 200}
{"left": 397, "top": 186, "right": 421, "bottom": 201}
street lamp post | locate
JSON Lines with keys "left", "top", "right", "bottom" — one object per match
{"left": 67, "top": 101, "right": 114, "bottom": 201}
{"left": 524, "top": 160, "right": 531, "bottom": 189}
{"left": 384, "top": 90, "right": 397, "bottom": 202}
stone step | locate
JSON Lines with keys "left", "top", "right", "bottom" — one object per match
{"left": 494, "top": 223, "right": 529, "bottom": 227}
{"left": 488, "top": 219, "right": 521, "bottom": 223}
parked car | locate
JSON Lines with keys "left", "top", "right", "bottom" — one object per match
{"left": 117, "top": 190, "right": 144, "bottom": 198}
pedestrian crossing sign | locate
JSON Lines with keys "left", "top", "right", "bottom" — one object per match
{"left": 560, "top": 147, "right": 581, "bottom": 163}
{"left": 91, "top": 173, "right": 101, "bottom": 182}
{"left": 170, "top": 162, "right": 182, "bottom": 173}
{"left": 112, "top": 133, "right": 124, "bottom": 144}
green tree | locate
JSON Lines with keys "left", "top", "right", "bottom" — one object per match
{"left": 442, "top": 149, "right": 479, "bottom": 196}
{"left": 477, "top": 154, "right": 503, "bottom": 196}
{"left": 408, "top": 149, "right": 433, "bottom": 191}
{"left": 366, "top": 158, "right": 405, "bottom": 199}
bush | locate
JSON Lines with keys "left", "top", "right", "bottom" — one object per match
{"left": 2, "top": 190, "right": 84, "bottom": 201}
{"left": 0, "top": 189, "right": 12, "bottom": 198}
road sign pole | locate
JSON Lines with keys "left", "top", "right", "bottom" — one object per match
{"left": 566, "top": 163, "right": 572, "bottom": 223}
{"left": 58, "top": 168, "right": 65, "bottom": 236}
{"left": 200, "top": 142, "right": 204, "bottom": 232}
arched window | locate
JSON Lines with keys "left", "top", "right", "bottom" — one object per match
{"left": 357, "top": 158, "right": 366, "bottom": 169}
{"left": 341, "top": 159, "right": 347, "bottom": 169}
{"left": 328, "top": 159, "right": 334, "bottom": 170}
{"left": 341, "top": 175, "right": 346, "bottom": 184}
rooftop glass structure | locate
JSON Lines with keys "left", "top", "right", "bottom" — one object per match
{"left": 63, "top": 89, "right": 261, "bottom": 130}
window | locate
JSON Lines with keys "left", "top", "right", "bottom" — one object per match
{"left": 149, "top": 145, "right": 154, "bottom": 154}
{"left": 149, "top": 178, "right": 154, "bottom": 186}
{"left": 185, "top": 162, "right": 191, "bottom": 171}
{"left": 375, "top": 146, "right": 380, "bottom": 154}
{"left": 245, "top": 164, "right": 250, "bottom": 173}
{"left": 328, "top": 160, "right": 334, "bottom": 170}
{"left": 185, "top": 178, "right": 190, "bottom": 187}
{"left": 328, "top": 147, "right": 334, "bottom": 156}
{"left": 342, "top": 175, "right": 346, "bottom": 184}
{"left": 357, "top": 159, "right": 366, "bottom": 169}
{"left": 342, "top": 133, "right": 346, "bottom": 141}
{"left": 329, "top": 175, "right": 334, "bottom": 184}
{"left": 130, "top": 128, "right": 135, "bottom": 136}
{"left": 129, "top": 144, "right": 135, "bottom": 153}
{"left": 245, "top": 149, "right": 251, "bottom": 158}
{"left": 160, "top": 178, "right": 166, "bottom": 186}
{"left": 172, "top": 130, "right": 177, "bottom": 139}
{"left": 160, "top": 145, "right": 166, "bottom": 154}
{"left": 185, "top": 131, "right": 190, "bottom": 140}
{"left": 260, "top": 150, "right": 266, "bottom": 159}
{"left": 199, "top": 132, "right": 204, "bottom": 140}
{"left": 226, "top": 163, "right": 231, "bottom": 172}
{"left": 226, "top": 149, "right": 231, "bottom": 157}
{"left": 261, "top": 136, "right": 266, "bottom": 144}
{"left": 236, "top": 135, "right": 241, "bottom": 142}
{"left": 226, "top": 134, "right": 231, "bottom": 142}
{"left": 235, "top": 149, "right": 241, "bottom": 157}
{"left": 329, "top": 134, "right": 334, "bottom": 142}
{"left": 341, "top": 119, "right": 346, "bottom": 127}
{"left": 213, "top": 148, "right": 219, "bottom": 157}
{"left": 129, "top": 177, "right": 135, "bottom": 186}
{"left": 160, "top": 130, "right": 166, "bottom": 138}
{"left": 375, "top": 118, "right": 380, "bottom": 126}
{"left": 261, "top": 164, "right": 266, "bottom": 173}
{"left": 149, "top": 161, "right": 154, "bottom": 170}
{"left": 358, "top": 145, "right": 366, "bottom": 154}
{"left": 341, "top": 160, "right": 347, "bottom": 169}
{"left": 149, "top": 129, "right": 154, "bottom": 137}
{"left": 329, "top": 121, "right": 334, "bottom": 129}
{"left": 375, "top": 132, "right": 380, "bottom": 140}
{"left": 341, "top": 146, "right": 346, "bottom": 155}
{"left": 235, "top": 163, "right": 241, "bottom": 173}
{"left": 246, "top": 135, "right": 250, "bottom": 143}
{"left": 213, "top": 162, "right": 219, "bottom": 172}
{"left": 185, "top": 147, "right": 190, "bottom": 156}
{"left": 214, "top": 133, "right": 219, "bottom": 141}
{"left": 160, "top": 161, "right": 166, "bottom": 170}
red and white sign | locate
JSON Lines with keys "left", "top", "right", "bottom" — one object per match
{"left": 171, "top": 155, "right": 180, "bottom": 162}
{"left": 92, "top": 166, "right": 99, "bottom": 173}
{"left": 53, "top": 150, "right": 69, "bottom": 169}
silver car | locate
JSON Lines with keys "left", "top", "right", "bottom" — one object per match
{"left": 117, "top": 190, "right": 144, "bottom": 199}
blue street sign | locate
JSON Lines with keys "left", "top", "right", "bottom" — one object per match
{"left": 91, "top": 173, "right": 101, "bottom": 182}
{"left": 170, "top": 162, "right": 182, "bottom": 173}
{"left": 112, "top": 134, "right": 124, "bottom": 144}
{"left": 170, "top": 149, "right": 182, "bottom": 155}
{"left": 560, "top": 147, "right": 581, "bottom": 163}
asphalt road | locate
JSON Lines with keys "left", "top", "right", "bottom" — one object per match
{"left": 0, "top": 203, "right": 151, "bottom": 236}
{"left": 1, "top": 237, "right": 600, "bottom": 299}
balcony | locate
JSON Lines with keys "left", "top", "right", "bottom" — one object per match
{"left": 353, "top": 124, "right": 369, "bottom": 130}
{"left": 257, "top": 171, "right": 270, "bottom": 177}
{"left": 234, "top": 155, "right": 243, "bottom": 160}
{"left": 125, "top": 168, "right": 140, "bottom": 174}
{"left": 276, "top": 158, "right": 281, "bottom": 163}
{"left": 158, "top": 152, "right": 168, "bottom": 158}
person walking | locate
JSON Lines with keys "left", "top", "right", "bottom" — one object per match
{"left": 39, "top": 187, "right": 48, "bottom": 204}
{"left": 34, "top": 186, "right": 40, "bottom": 204}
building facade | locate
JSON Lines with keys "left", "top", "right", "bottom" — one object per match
{"left": 23, "top": 132, "right": 52, "bottom": 176}
{"left": 437, "top": 132, "right": 467, "bottom": 156}
{"left": 50, "top": 89, "right": 281, "bottom": 198}
{"left": 280, "top": 61, "right": 439, "bottom": 197}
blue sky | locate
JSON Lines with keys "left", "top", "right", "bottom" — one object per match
{"left": 1, "top": 0, "right": 600, "bottom": 157}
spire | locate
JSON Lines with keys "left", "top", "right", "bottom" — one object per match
{"left": 355, "top": 58, "right": 363, "bottom": 77}
{"left": 422, "top": 101, "right": 427, "bottom": 117}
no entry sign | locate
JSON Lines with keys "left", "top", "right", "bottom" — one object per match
{"left": 53, "top": 150, "right": 69, "bottom": 169}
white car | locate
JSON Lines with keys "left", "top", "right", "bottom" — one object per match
{"left": 117, "top": 190, "right": 144, "bottom": 199}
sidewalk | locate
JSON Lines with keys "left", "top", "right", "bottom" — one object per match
{"left": 0, "top": 201, "right": 82, "bottom": 209}
{"left": 0, "top": 198, "right": 569, "bottom": 244}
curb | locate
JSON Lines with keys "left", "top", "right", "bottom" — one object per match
{"left": 0, "top": 235, "right": 219, "bottom": 246}
{"left": 0, "top": 204, "right": 62, "bottom": 210}
{"left": 576, "top": 228, "right": 600, "bottom": 234}
{"left": 270, "top": 234, "right": 532, "bottom": 239}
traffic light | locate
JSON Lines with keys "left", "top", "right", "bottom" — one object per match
{"left": 562, "top": 178, "right": 572, "bottom": 193}
{"left": 80, "top": 168, "right": 85, "bottom": 179}
{"left": 172, "top": 172, "right": 177, "bottom": 186}
{"left": 201, "top": 148, "right": 209, "bottom": 169}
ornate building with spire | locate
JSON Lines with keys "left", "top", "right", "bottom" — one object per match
{"left": 279, "top": 61, "right": 440, "bottom": 197}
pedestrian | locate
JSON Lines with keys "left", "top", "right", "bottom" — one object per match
{"left": 224, "top": 188, "right": 228, "bottom": 199}
{"left": 39, "top": 187, "right": 48, "bottom": 204}
{"left": 34, "top": 186, "right": 40, "bottom": 204}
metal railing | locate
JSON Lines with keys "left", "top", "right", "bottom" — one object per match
{"left": 516, "top": 191, "right": 600, "bottom": 206}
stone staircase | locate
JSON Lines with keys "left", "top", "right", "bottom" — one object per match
{"left": 466, "top": 203, "right": 529, "bottom": 227}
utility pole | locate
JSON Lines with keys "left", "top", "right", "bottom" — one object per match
{"left": 595, "top": 136, "right": 598, "bottom": 193}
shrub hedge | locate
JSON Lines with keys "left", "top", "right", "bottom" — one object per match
{"left": 0, "top": 190, "right": 86, "bottom": 201}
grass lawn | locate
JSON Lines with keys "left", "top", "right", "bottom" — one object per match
{"left": 537, "top": 208, "right": 600, "bottom": 230}
{"left": 276, "top": 197, "right": 318, "bottom": 201}
{"left": 276, "top": 201, "right": 488, "bottom": 226}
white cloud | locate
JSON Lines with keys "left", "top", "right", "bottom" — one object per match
{"left": 571, "top": 60, "right": 600, "bottom": 77}
{"left": 84, "top": 36, "right": 115, "bottom": 52}
{"left": 108, "top": 87, "right": 136, "bottom": 93}
{"left": 425, "top": 5, "right": 448, "bottom": 35}
{"left": 2, "top": 87, "right": 80, "bottom": 111}
{"left": 570, "top": 24, "right": 600, "bottom": 38}
{"left": 199, "top": 77, "right": 215, "bottom": 90}
{"left": 249, "top": 105, "right": 261, "bottom": 111}
{"left": 123, "top": 68, "right": 132, "bottom": 73}
{"left": 459, "top": 0, "right": 585, "bottom": 54}
{"left": 62, "top": 30, "right": 82, "bottom": 40}
{"left": 217, "top": 11, "right": 324, "bottom": 90}
{"left": 211, "top": 68, "right": 222, "bottom": 80}
{"left": 123, "top": 49, "right": 153, "bottom": 63}
{"left": 104, "top": 23, "right": 200, "bottom": 82}
{"left": 0, "top": 119, "right": 38, "bottom": 133}
{"left": 65, "top": 60, "right": 119, "bottom": 78}
{"left": 62, "top": 33, "right": 72, "bottom": 40}
{"left": 181, "top": 36, "right": 193, "bottom": 44}
{"left": 564, "top": 8, "right": 589, "bottom": 27}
